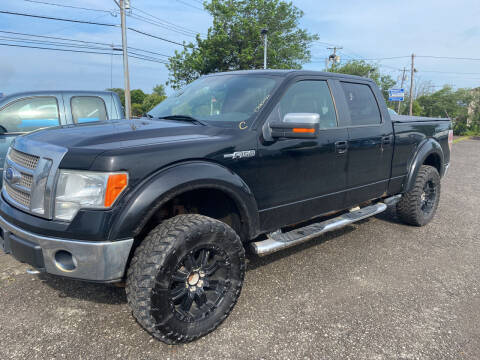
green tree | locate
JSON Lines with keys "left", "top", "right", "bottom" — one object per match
{"left": 167, "top": 0, "right": 318, "bottom": 89}
{"left": 416, "top": 86, "right": 465, "bottom": 118}
{"left": 142, "top": 93, "right": 166, "bottom": 113}
{"left": 152, "top": 84, "right": 166, "bottom": 97}
{"left": 131, "top": 103, "right": 144, "bottom": 117}
{"left": 130, "top": 89, "right": 147, "bottom": 105}
{"left": 329, "top": 60, "right": 396, "bottom": 103}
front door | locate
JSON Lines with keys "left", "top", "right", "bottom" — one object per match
{"left": 255, "top": 78, "right": 349, "bottom": 232}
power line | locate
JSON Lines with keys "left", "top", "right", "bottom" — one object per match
{"left": 131, "top": 6, "right": 205, "bottom": 37}
{"left": 417, "top": 70, "right": 480, "bottom": 75}
{"left": 0, "top": 10, "right": 118, "bottom": 27}
{"left": 0, "top": 42, "right": 117, "bottom": 55}
{"left": 0, "top": 10, "right": 188, "bottom": 47}
{"left": 0, "top": 42, "right": 167, "bottom": 64}
{"left": 128, "top": 27, "right": 186, "bottom": 46}
{"left": 0, "top": 30, "right": 172, "bottom": 58}
{"left": 0, "top": 29, "right": 114, "bottom": 47}
{"left": 23, "top": 0, "right": 117, "bottom": 15}
{"left": 128, "top": 13, "right": 198, "bottom": 38}
{"left": 175, "top": 0, "right": 205, "bottom": 11}
{"left": 0, "top": 35, "right": 115, "bottom": 52}
{"left": 417, "top": 55, "right": 480, "bottom": 61}
{"left": 128, "top": 46, "right": 170, "bottom": 58}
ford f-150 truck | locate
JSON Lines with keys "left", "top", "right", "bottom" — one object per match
{"left": 0, "top": 70, "right": 452, "bottom": 344}
{"left": 0, "top": 90, "right": 123, "bottom": 183}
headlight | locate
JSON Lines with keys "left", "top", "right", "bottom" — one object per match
{"left": 54, "top": 170, "right": 128, "bottom": 221}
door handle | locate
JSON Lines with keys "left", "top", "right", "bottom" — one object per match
{"left": 335, "top": 141, "right": 348, "bottom": 154}
{"left": 382, "top": 136, "right": 391, "bottom": 145}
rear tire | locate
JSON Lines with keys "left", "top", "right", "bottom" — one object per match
{"left": 396, "top": 165, "right": 441, "bottom": 226}
{"left": 126, "top": 214, "right": 245, "bottom": 344}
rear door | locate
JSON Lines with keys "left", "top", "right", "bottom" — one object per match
{"left": 335, "top": 80, "right": 393, "bottom": 205}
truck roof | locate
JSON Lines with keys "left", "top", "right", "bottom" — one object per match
{"left": 205, "top": 69, "right": 374, "bottom": 82}
{"left": 2, "top": 90, "right": 116, "bottom": 98}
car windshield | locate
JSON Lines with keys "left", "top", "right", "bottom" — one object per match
{"left": 148, "top": 74, "right": 280, "bottom": 128}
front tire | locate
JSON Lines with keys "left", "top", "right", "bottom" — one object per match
{"left": 126, "top": 214, "right": 245, "bottom": 344}
{"left": 396, "top": 165, "right": 441, "bottom": 226}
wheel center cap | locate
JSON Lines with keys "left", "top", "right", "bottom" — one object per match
{"left": 188, "top": 272, "right": 200, "bottom": 286}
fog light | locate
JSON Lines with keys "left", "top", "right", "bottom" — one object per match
{"left": 54, "top": 250, "right": 77, "bottom": 272}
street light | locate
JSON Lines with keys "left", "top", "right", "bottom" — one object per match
{"left": 261, "top": 28, "right": 268, "bottom": 69}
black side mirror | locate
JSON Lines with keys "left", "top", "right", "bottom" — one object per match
{"left": 269, "top": 113, "right": 320, "bottom": 139}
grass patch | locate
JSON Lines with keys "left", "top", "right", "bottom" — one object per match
{"left": 453, "top": 136, "right": 471, "bottom": 144}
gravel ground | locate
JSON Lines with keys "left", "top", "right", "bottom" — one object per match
{"left": 0, "top": 139, "right": 479, "bottom": 360}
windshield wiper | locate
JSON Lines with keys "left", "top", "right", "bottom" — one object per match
{"left": 156, "top": 115, "right": 207, "bottom": 126}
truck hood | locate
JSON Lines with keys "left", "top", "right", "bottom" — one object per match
{"left": 21, "top": 118, "right": 212, "bottom": 151}
{"left": 14, "top": 118, "right": 228, "bottom": 171}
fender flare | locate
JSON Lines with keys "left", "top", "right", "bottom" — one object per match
{"left": 108, "top": 160, "right": 260, "bottom": 241}
{"left": 404, "top": 138, "right": 444, "bottom": 193}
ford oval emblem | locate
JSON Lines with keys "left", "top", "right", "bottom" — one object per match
{"left": 5, "top": 167, "right": 21, "bottom": 184}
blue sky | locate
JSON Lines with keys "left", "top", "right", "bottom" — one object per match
{"left": 1, "top": 0, "right": 479, "bottom": 95}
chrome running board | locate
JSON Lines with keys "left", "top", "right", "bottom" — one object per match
{"left": 251, "top": 202, "right": 388, "bottom": 256}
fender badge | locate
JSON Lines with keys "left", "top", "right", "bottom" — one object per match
{"left": 238, "top": 121, "right": 248, "bottom": 130}
{"left": 224, "top": 150, "right": 256, "bottom": 160}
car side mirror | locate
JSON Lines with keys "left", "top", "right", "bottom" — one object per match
{"left": 269, "top": 113, "right": 320, "bottom": 139}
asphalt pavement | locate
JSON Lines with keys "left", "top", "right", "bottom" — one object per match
{"left": 0, "top": 139, "right": 479, "bottom": 360}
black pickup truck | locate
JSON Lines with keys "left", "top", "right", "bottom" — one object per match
{"left": 0, "top": 70, "right": 452, "bottom": 344}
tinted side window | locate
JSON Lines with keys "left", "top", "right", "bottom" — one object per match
{"left": 71, "top": 96, "right": 107, "bottom": 123}
{"left": 268, "top": 80, "right": 337, "bottom": 129}
{"left": 0, "top": 97, "right": 59, "bottom": 132}
{"left": 341, "top": 82, "right": 381, "bottom": 125}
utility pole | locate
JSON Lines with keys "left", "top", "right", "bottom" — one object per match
{"left": 326, "top": 46, "right": 342, "bottom": 71}
{"left": 261, "top": 28, "right": 268, "bottom": 69}
{"left": 115, "top": 0, "right": 131, "bottom": 119}
{"left": 397, "top": 67, "right": 407, "bottom": 114}
{"left": 409, "top": 53, "right": 415, "bottom": 116}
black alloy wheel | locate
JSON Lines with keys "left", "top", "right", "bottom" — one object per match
{"left": 168, "top": 245, "right": 232, "bottom": 322}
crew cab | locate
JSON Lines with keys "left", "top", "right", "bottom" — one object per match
{"left": 0, "top": 90, "right": 123, "bottom": 182}
{"left": 0, "top": 70, "right": 452, "bottom": 344}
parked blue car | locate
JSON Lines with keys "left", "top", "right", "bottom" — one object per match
{"left": 0, "top": 90, "right": 123, "bottom": 183}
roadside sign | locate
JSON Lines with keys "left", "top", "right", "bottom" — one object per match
{"left": 388, "top": 88, "right": 404, "bottom": 101}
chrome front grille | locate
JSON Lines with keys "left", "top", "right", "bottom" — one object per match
{"left": 2, "top": 139, "right": 67, "bottom": 219}
{"left": 19, "top": 172, "right": 33, "bottom": 189}
{"left": 5, "top": 182, "right": 31, "bottom": 208}
{"left": 8, "top": 148, "right": 39, "bottom": 170}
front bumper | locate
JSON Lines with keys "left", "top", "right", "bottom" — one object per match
{"left": 0, "top": 214, "right": 133, "bottom": 282}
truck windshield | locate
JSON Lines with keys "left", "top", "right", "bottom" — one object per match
{"left": 148, "top": 74, "right": 280, "bottom": 128}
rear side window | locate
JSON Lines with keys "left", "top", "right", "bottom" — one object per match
{"left": 0, "top": 97, "right": 59, "bottom": 132}
{"left": 341, "top": 82, "right": 382, "bottom": 126}
{"left": 71, "top": 96, "right": 107, "bottom": 123}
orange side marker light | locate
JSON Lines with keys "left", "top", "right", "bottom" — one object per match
{"left": 105, "top": 173, "right": 128, "bottom": 207}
